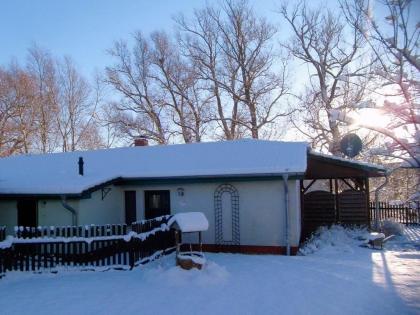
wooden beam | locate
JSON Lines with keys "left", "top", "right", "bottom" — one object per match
{"left": 341, "top": 178, "right": 356, "bottom": 191}
{"left": 302, "top": 179, "right": 317, "bottom": 193}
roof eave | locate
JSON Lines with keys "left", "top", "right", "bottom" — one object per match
{"left": 114, "top": 172, "right": 306, "bottom": 186}
{"left": 0, "top": 172, "right": 305, "bottom": 198}
{"left": 308, "top": 152, "right": 386, "bottom": 177}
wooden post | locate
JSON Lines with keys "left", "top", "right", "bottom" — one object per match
{"left": 300, "top": 180, "right": 304, "bottom": 234}
{"left": 334, "top": 179, "right": 339, "bottom": 223}
{"left": 365, "top": 178, "right": 370, "bottom": 228}
{"left": 175, "top": 230, "right": 180, "bottom": 257}
{"left": 199, "top": 231, "right": 202, "bottom": 253}
{"left": 128, "top": 238, "right": 135, "bottom": 269}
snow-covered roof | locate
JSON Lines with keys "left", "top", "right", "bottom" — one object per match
{"left": 168, "top": 212, "right": 209, "bottom": 232}
{"left": 309, "top": 150, "right": 387, "bottom": 173}
{"left": 0, "top": 140, "right": 308, "bottom": 195}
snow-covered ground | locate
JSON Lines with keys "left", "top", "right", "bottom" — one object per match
{"left": 0, "top": 226, "right": 419, "bottom": 315}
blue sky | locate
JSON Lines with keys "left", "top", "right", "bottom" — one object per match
{"left": 2, "top": 1, "right": 415, "bottom": 83}
{"left": 0, "top": 0, "right": 282, "bottom": 77}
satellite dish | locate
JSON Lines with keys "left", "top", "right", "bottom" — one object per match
{"left": 340, "top": 133, "right": 362, "bottom": 158}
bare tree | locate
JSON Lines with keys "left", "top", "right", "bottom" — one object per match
{"left": 105, "top": 29, "right": 212, "bottom": 144}
{"left": 0, "top": 63, "right": 37, "bottom": 156}
{"left": 0, "top": 66, "right": 23, "bottom": 156}
{"left": 218, "top": 0, "right": 289, "bottom": 139}
{"left": 10, "top": 64, "right": 37, "bottom": 154}
{"left": 97, "top": 101, "right": 129, "bottom": 148}
{"left": 105, "top": 36, "right": 169, "bottom": 144}
{"left": 150, "top": 31, "right": 211, "bottom": 143}
{"left": 1, "top": 49, "right": 103, "bottom": 156}
{"left": 280, "top": 1, "right": 374, "bottom": 154}
{"left": 26, "top": 44, "right": 60, "bottom": 153}
{"left": 340, "top": 0, "right": 419, "bottom": 168}
{"left": 176, "top": 0, "right": 290, "bottom": 139}
{"left": 175, "top": 6, "right": 243, "bottom": 140}
{"left": 56, "top": 57, "right": 100, "bottom": 151}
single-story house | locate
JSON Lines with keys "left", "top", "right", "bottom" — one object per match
{"left": 0, "top": 139, "right": 386, "bottom": 254}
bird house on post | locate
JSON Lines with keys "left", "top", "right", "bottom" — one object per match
{"left": 168, "top": 212, "right": 209, "bottom": 270}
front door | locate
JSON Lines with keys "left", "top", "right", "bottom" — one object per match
{"left": 17, "top": 199, "right": 37, "bottom": 227}
{"left": 124, "top": 191, "right": 137, "bottom": 224}
{"left": 144, "top": 190, "right": 170, "bottom": 220}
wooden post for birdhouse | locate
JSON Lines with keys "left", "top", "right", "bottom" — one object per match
{"left": 175, "top": 230, "right": 180, "bottom": 257}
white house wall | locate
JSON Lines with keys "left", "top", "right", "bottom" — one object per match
{"left": 289, "top": 180, "right": 301, "bottom": 246}
{"left": 38, "top": 189, "right": 124, "bottom": 227}
{"left": 0, "top": 179, "right": 302, "bottom": 247}
{"left": 120, "top": 179, "right": 301, "bottom": 247}
{"left": 38, "top": 200, "right": 77, "bottom": 227}
{"left": 0, "top": 193, "right": 120, "bottom": 233}
{"left": 79, "top": 187, "right": 123, "bottom": 225}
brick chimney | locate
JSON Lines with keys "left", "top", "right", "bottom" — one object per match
{"left": 134, "top": 137, "right": 148, "bottom": 147}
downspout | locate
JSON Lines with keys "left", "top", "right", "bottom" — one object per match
{"left": 282, "top": 174, "right": 290, "bottom": 256}
{"left": 60, "top": 195, "right": 78, "bottom": 226}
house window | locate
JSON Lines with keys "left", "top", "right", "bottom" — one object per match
{"left": 151, "top": 195, "right": 161, "bottom": 209}
{"left": 144, "top": 190, "right": 170, "bottom": 220}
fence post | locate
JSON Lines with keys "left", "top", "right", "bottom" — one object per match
{"left": 128, "top": 238, "right": 135, "bottom": 269}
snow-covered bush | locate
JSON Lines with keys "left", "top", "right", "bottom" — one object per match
{"left": 379, "top": 219, "right": 404, "bottom": 236}
{"left": 299, "top": 225, "right": 369, "bottom": 255}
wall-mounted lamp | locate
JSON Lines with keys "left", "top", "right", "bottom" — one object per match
{"left": 177, "top": 187, "right": 185, "bottom": 197}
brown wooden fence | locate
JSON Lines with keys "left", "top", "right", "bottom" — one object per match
{"left": 302, "top": 190, "right": 369, "bottom": 240}
{"left": 370, "top": 201, "right": 420, "bottom": 225}
{"left": 0, "top": 216, "right": 175, "bottom": 278}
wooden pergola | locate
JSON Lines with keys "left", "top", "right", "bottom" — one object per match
{"left": 300, "top": 152, "right": 386, "bottom": 241}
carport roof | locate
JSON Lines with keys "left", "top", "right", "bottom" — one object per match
{"left": 306, "top": 151, "right": 387, "bottom": 179}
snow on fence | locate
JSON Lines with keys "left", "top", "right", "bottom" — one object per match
{"left": 0, "top": 216, "right": 175, "bottom": 278}
{"left": 370, "top": 201, "right": 420, "bottom": 225}
{"left": 14, "top": 223, "right": 129, "bottom": 239}
{"left": 131, "top": 215, "right": 172, "bottom": 234}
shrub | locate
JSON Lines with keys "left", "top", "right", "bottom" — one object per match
{"left": 380, "top": 219, "right": 404, "bottom": 236}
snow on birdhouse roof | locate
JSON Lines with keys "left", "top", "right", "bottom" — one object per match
{"left": 0, "top": 140, "right": 309, "bottom": 195}
{"left": 168, "top": 212, "right": 209, "bottom": 232}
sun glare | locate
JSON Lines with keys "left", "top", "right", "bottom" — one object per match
{"left": 350, "top": 107, "right": 411, "bottom": 139}
{"left": 350, "top": 108, "right": 390, "bottom": 129}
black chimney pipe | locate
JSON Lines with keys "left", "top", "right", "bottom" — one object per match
{"left": 78, "top": 157, "right": 84, "bottom": 176}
